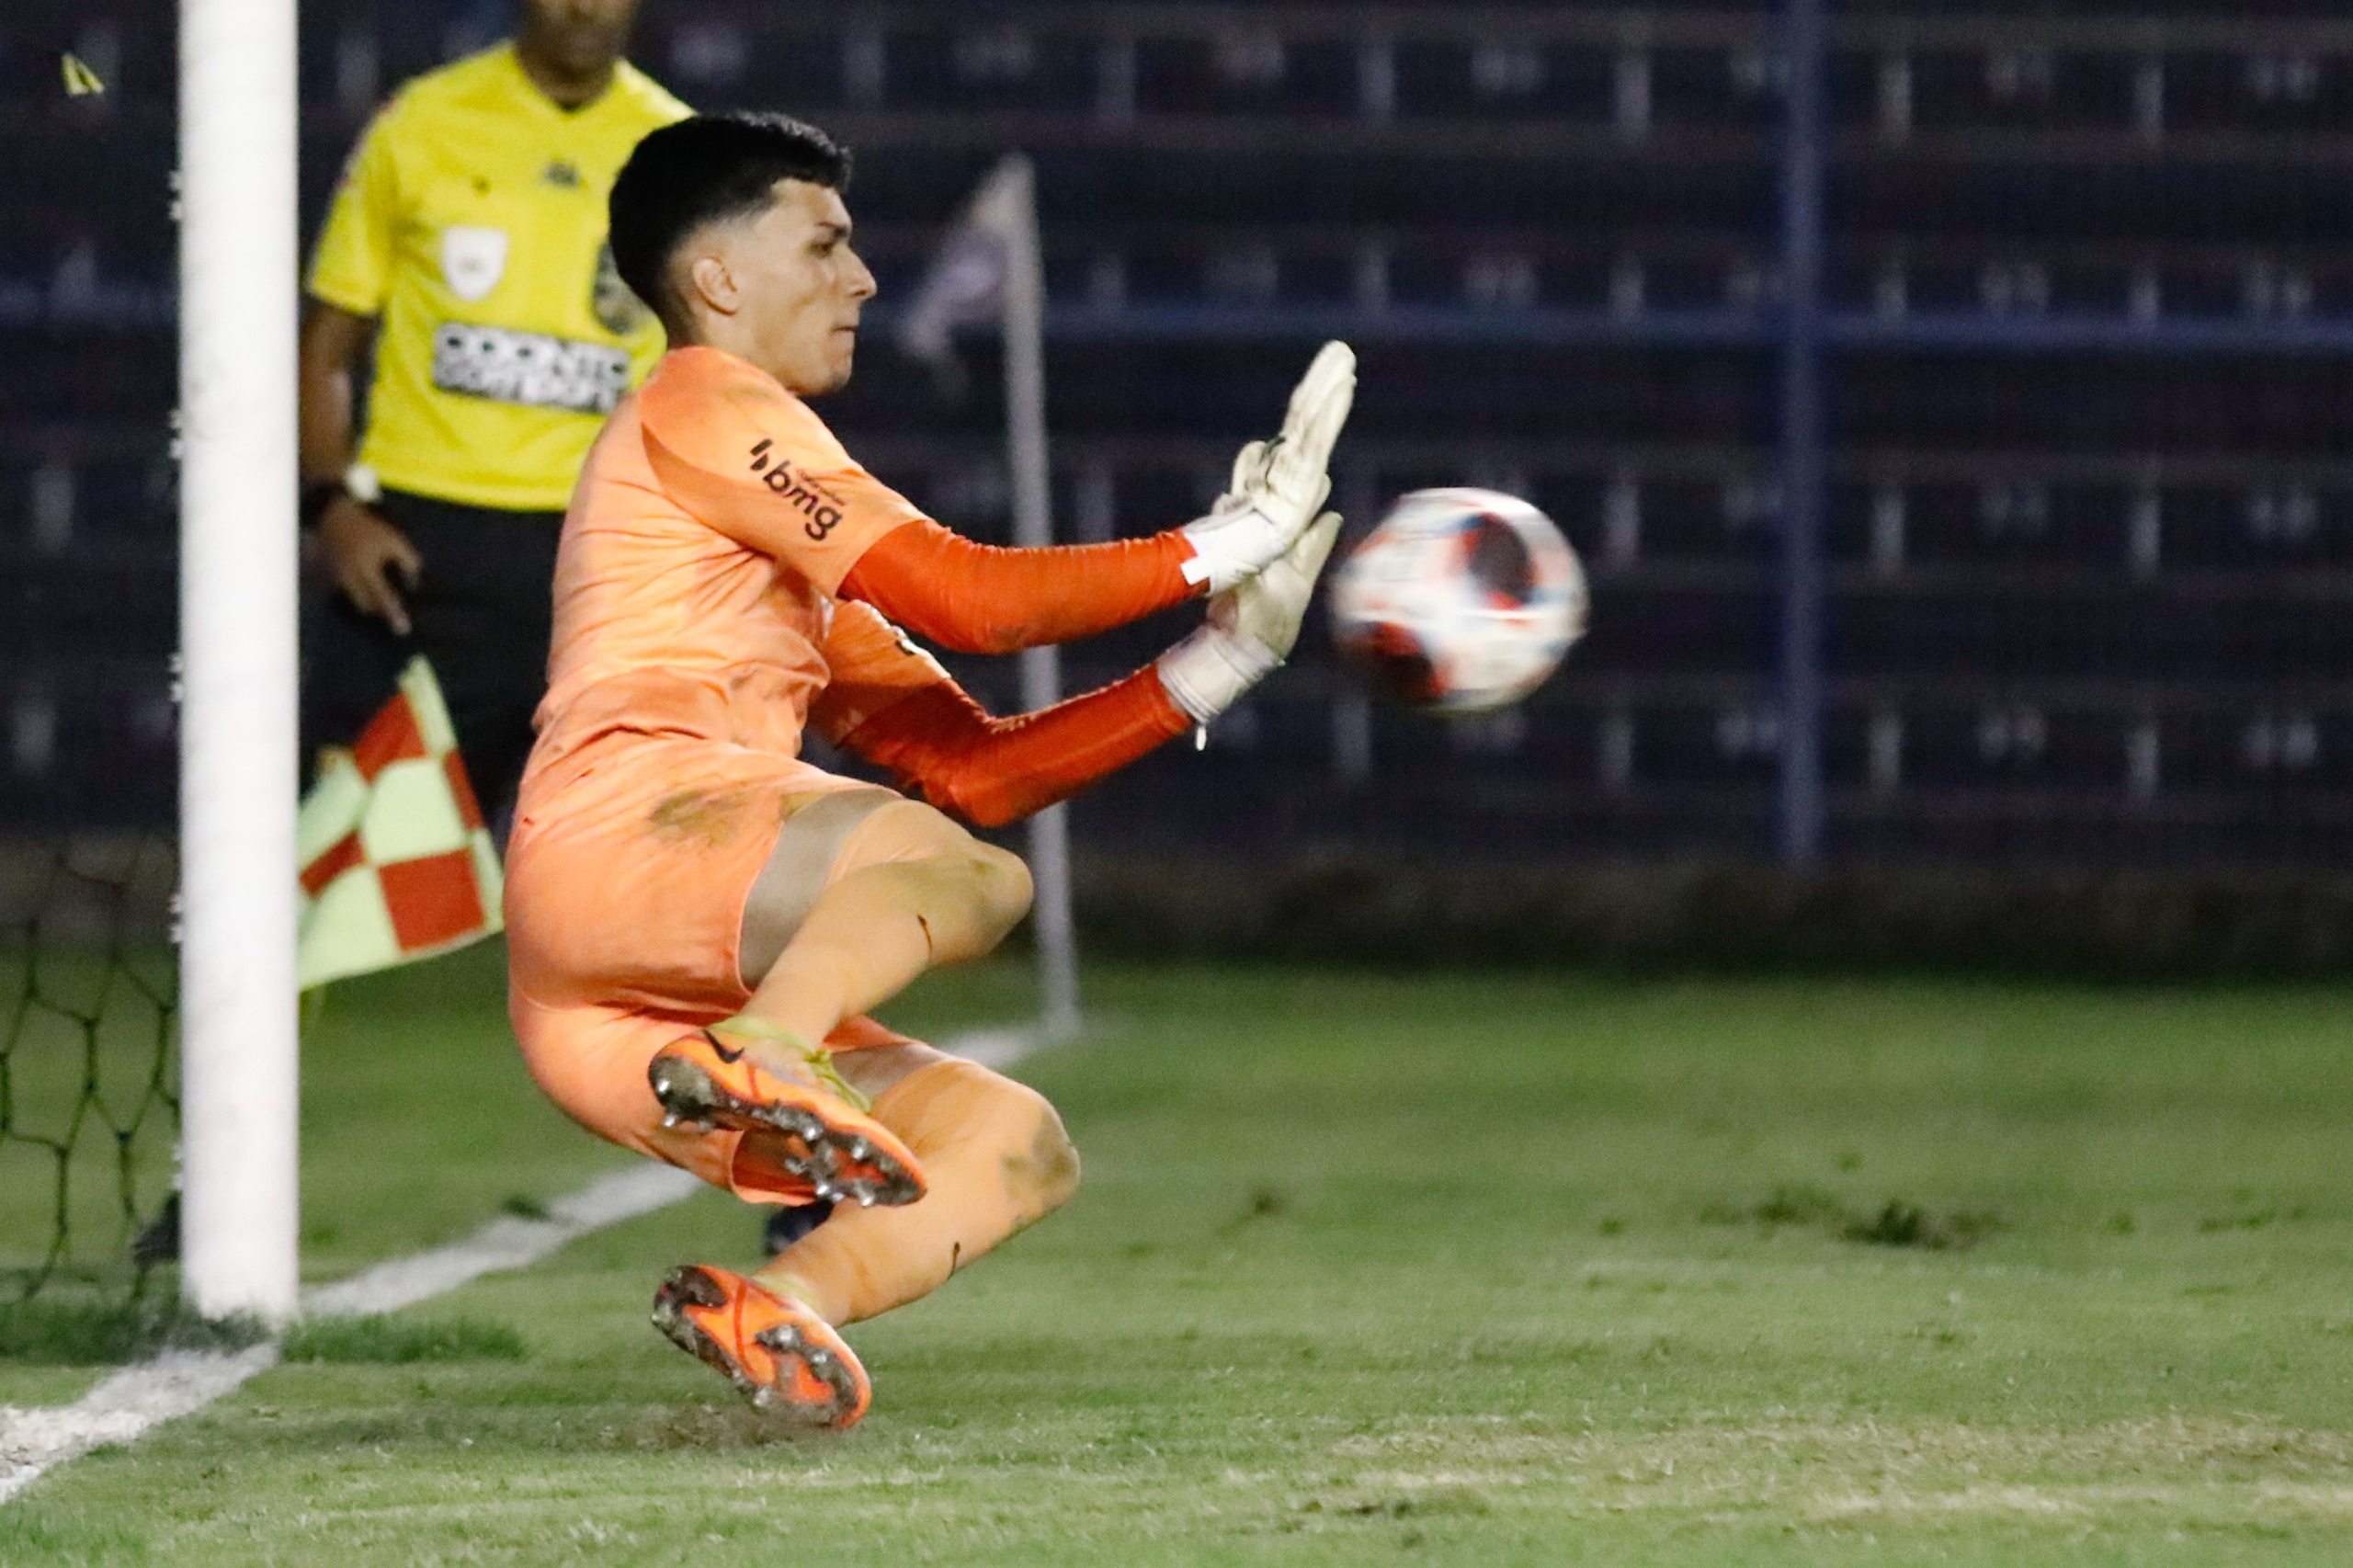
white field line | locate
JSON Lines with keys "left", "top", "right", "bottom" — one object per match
{"left": 0, "top": 1024, "right": 1044, "bottom": 1505}
{"left": 301, "top": 1164, "right": 700, "bottom": 1317}
{"left": 0, "top": 1166, "right": 697, "bottom": 1507}
{"left": 0, "top": 1345, "right": 278, "bottom": 1504}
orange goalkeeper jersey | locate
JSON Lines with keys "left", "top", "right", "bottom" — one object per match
{"left": 534, "top": 346, "right": 939, "bottom": 767}
{"left": 532, "top": 345, "right": 1199, "bottom": 826}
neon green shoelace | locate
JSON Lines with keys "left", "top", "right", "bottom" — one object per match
{"left": 708, "top": 1014, "right": 873, "bottom": 1112}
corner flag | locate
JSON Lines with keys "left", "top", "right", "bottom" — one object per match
{"left": 896, "top": 153, "right": 1080, "bottom": 1041}
{"left": 297, "top": 656, "right": 503, "bottom": 989}
{"left": 896, "top": 154, "right": 1037, "bottom": 396}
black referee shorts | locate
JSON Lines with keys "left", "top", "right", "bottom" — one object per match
{"left": 301, "top": 488, "right": 562, "bottom": 832}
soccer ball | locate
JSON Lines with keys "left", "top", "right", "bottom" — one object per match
{"left": 1329, "top": 487, "right": 1587, "bottom": 715}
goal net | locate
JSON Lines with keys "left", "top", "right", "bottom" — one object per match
{"left": 0, "top": 837, "right": 180, "bottom": 1305}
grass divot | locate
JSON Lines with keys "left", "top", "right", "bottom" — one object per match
{"left": 1703, "top": 1186, "right": 2003, "bottom": 1249}
{"left": 1847, "top": 1199, "right": 2001, "bottom": 1250}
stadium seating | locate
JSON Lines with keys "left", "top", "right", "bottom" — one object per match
{"left": 6, "top": 0, "right": 2353, "bottom": 869}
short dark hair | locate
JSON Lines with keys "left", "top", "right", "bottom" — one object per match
{"left": 608, "top": 112, "right": 854, "bottom": 329}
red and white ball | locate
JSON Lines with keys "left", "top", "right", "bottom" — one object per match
{"left": 1329, "top": 488, "right": 1587, "bottom": 715}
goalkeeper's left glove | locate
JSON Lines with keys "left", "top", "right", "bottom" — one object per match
{"left": 1179, "top": 341, "right": 1355, "bottom": 594}
{"left": 1158, "top": 511, "right": 1344, "bottom": 726}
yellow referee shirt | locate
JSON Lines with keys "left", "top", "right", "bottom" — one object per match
{"left": 308, "top": 45, "right": 689, "bottom": 513}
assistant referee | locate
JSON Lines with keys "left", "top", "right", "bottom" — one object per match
{"left": 300, "top": 0, "right": 687, "bottom": 825}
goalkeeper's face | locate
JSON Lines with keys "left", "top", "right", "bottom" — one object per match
{"left": 698, "top": 179, "right": 877, "bottom": 397}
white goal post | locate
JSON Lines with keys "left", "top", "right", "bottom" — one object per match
{"left": 177, "top": 0, "right": 302, "bottom": 1322}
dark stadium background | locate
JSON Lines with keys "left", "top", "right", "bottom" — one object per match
{"left": 8, "top": 0, "right": 2353, "bottom": 969}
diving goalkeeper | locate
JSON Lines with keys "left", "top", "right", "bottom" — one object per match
{"left": 504, "top": 112, "right": 1355, "bottom": 1426}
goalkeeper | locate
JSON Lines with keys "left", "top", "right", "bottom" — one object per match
{"left": 505, "top": 112, "right": 1355, "bottom": 1427}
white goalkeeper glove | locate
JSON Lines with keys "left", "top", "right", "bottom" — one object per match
{"left": 1159, "top": 510, "right": 1345, "bottom": 726}
{"left": 1179, "top": 340, "right": 1356, "bottom": 595}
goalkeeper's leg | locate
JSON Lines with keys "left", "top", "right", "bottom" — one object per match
{"left": 755, "top": 1047, "right": 1079, "bottom": 1326}
{"left": 645, "top": 790, "right": 1033, "bottom": 1205}
{"left": 642, "top": 1034, "right": 1078, "bottom": 1428}
{"left": 648, "top": 795, "right": 1071, "bottom": 1424}
{"left": 736, "top": 790, "right": 1034, "bottom": 1051}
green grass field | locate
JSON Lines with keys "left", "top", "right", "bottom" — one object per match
{"left": 7, "top": 942, "right": 2353, "bottom": 1563}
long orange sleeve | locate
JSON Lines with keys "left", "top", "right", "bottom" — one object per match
{"left": 838, "top": 520, "right": 1199, "bottom": 655}
{"left": 835, "top": 668, "right": 1191, "bottom": 828}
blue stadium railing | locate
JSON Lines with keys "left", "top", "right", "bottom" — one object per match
{"left": 10, "top": 1, "right": 2353, "bottom": 870}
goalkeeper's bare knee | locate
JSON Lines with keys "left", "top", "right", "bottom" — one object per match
{"left": 743, "top": 793, "right": 1031, "bottom": 981}
{"left": 756, "top": 1058, "right": 1080, "bottom": 1325}
{"left": 960, "top": 838, "right": 1034, "bottom": 947}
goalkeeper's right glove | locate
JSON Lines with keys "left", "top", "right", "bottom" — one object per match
{"left": 1179, "top": 341, "right": 1356, "bottom": 595}
{"left": 1158, "top": 511, "right": 1345, "bottom": 727}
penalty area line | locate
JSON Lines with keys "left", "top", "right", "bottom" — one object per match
{"left": 0, "top": 1024, "right": 1046, "bottom": 1505}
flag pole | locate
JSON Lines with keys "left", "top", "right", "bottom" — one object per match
{"left": 178, "top": 0, "right": 302, "bottom": 1323}
{"left": 998, "top": 155, "right": 1081, "bottom": 1042}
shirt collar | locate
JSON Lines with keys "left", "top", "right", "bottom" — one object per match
{"left": 495, "top": 40, "right": 625, "bottom": 121}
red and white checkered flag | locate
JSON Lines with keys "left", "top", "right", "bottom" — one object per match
{"left": 298, "top": 657, "right": 502, "bottom": 989}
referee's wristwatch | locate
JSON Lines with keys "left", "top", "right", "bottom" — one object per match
{"left": 302, "top": 461, "right": 381, "bottom": 529}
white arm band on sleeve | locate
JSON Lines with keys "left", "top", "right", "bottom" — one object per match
{"left": 1177, "top": 505, "right": 1289, "bottom": 595}
{"left": 1155, "top": 624, "right": 1280, "bottom": 725}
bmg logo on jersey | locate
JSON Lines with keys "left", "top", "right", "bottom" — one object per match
{"left": 747, "top": 438, "right": 847, "bottom": 540}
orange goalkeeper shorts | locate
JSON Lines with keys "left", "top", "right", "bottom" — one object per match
{"left": 505, "top": 728, "right": 904, "bottom": 1200}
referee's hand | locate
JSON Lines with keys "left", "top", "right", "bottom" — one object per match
{"left": 320, "top": 495, "right": 424, "bottom": 636}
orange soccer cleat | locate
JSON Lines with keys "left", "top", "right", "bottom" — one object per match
{"left": 652, "top": 1264, "right": 870, "bottom": 1427}
{"left": 647, "top": 1024, "right": 925, "bottom": 1208}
